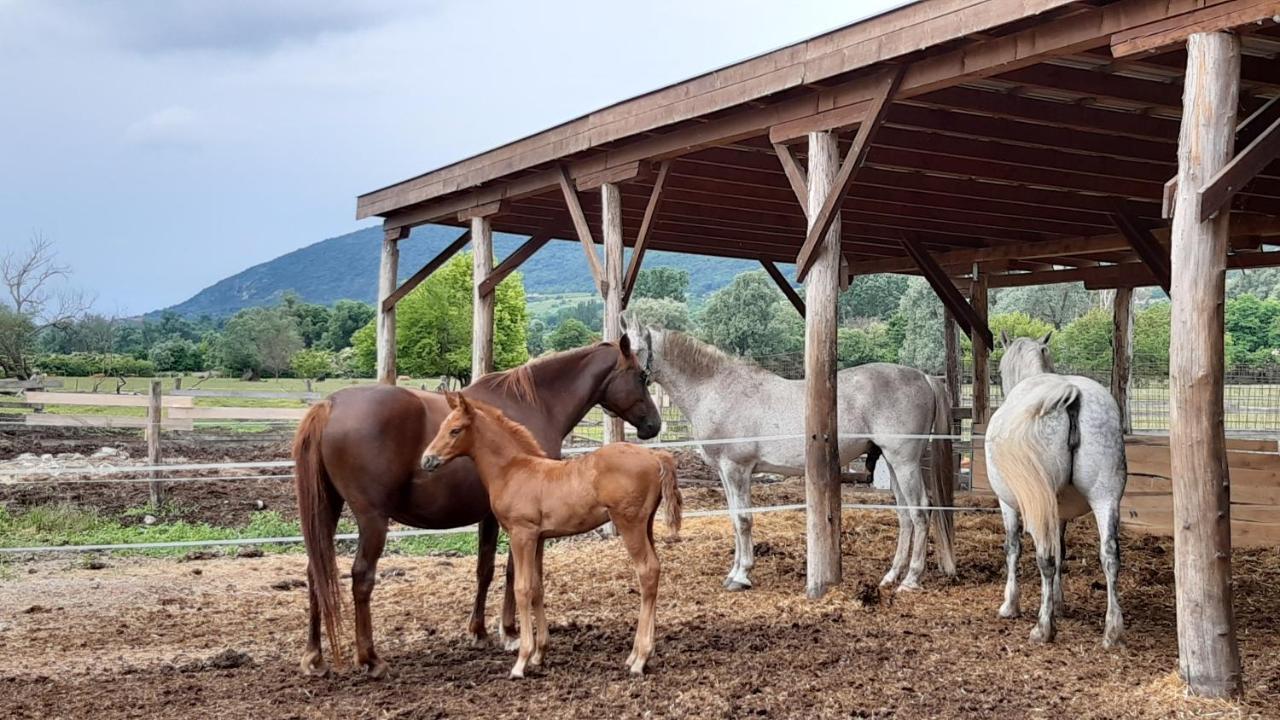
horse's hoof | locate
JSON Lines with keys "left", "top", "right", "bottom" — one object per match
{"left": 724, "top": 580, "right": 752, "bottom": 592}
{"left": 878, "top": 575, "right": 897, "bottom": 588}
{"left": 509, "top": 666, "right": 525, "bottom": 680}
{"left": 299, "top": 652, "right": 328, "bottom": 678}
{"left": 629, "top": 658, "right": 647, "bottom": 676}
{"left": 364, "top": 658, "right": 390, "bottom": 680}
{"left": 529, "top": 652, "right": 544, "bottom": 667}
{"left": 467, "top": 632, "right": 488, "bottom": 648}
{"left": 998, "top": 606, "right": 1021, "bottom": 619}
{"left": 896, "top": 580, "right": 922, "bottom": 593}
{"left": 1029, "top": 626, "right": 1053, "bottom": 644}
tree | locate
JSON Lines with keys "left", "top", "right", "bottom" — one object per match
{"left": 547, "top": 318, "right": 599, "bottom": 351}
{"left": 964, "top": 312, "right": 1055, "bottom": 368}
{"left": 546, "top": 299, "right": 603, "bottom": 332}
{"left": 216, "top": 307, "right": 302, "bottom": 379}
{"left": 148, "top": 338, "right": 204, "bottom": 372}
{"left": 896, "top": 278, "right": 946, "bottom": 374}
{"left": 321, "top": 300, "right": 374, "bottom": 350}
{"left": 839, "top": 274, "right": 909, "bottom": 323}
{"left": 1134, "top": 302, "right": 1171, "bottom": 375}
{"left": 291, "top": 348, "right": 336, "bottom": 381}
{"left": 0, "top": 234, "right": 90, "bottom": 378}
{"left": 526, "top": 318, "right": 547, "bottom": 357}
{"left": 837, "top": 324, "right": 897, "bottom": 368}
{"left": 992, "top": 282, "right": 1091, "bottom": 328}
{"left": 1050, "top": 308, "right": 1112, "bottom": 373}
{"left": 1225, "top": 294, "right": 1280, "bottom": 366}
{"left": 281, "top": 292, "right": 331, "bottom": 348}
{"left": 633, "top": 267, "right": 689, "bottom": 303}
{"left": 627, "top": 297, "right": 690, "bottom": 331}
{"left": 351, "top": 252, "right": 528, "bottom": 382}
{"left": 1227, "top": 267, "right": 1280, "bottom": 300}
{"left": 697, "top": 271, "right": 796, "bottom": 358}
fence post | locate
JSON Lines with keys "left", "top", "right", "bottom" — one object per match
{"left": 174, "top": 376, "right": 182, "bottom": 391}
{"left": 147, "top": 380, "right": 164, "bottom": 507}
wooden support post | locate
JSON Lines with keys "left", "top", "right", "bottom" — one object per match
{"left": 760, "top": 259, "right": 805, "bottom": 317}
{"left": 944, "top": 311, "right": 960, "bottom": 409}
{"left": 382, "top": 229, "right": 471, "bottom": 311}
{"left": 376, "top": 229, "right": 404, "bottom": 385}
{"left": 602, "top": 182, "right": 625, "bottom": 444}
{"left": 970, "top": 263, "right": 989, "bottom": 425}
{"left": 472, "top": 216, "right": 495, "bottom": 382}
{"left": 803, "top": 130, "right": 842, "bottom": 599}
{"left": 1112, "top": 286, "right": 1134, "bottom": 434}
{"left": 147, "top": 379, "right": 163, "bottom": 507}
{"left": 1169, "top": 31, "right": 1242, "bottom": 699}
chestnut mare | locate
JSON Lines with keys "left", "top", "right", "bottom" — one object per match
{"left": 422, "top": 392, "right": 682, "bottom": 678}
{"left": 291, "top": 339, "right": 661, "bottom": 678}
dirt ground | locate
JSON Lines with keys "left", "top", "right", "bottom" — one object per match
{"left": 2, "top": 475, "right": 1279, "bottom": 719}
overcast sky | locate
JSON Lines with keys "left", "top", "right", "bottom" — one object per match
{"left": 0, "top": 0, "right": 906, "bottom": 315}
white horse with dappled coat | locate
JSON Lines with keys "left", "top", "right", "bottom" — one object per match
{"left": 623, "top": 318, "right": 956, "bottom": 592}
{"left": 984, "top": 332, "right": 1126, "bottom": 647}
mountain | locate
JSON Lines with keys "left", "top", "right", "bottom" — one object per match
{"left": 157, "top": 224, "right": 770, "bottom": 318}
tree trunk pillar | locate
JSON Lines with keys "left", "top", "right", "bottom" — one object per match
{"left": 602, "top": 182, "right": 625, "bottom": 444}
{"left": 376, "top": 231, "right": 401, "bottom": 385}
{"left": 970, "top": 263, "right": 989, "bottom": 424}
{"left": 803, "top": 130, "right": 842, "bottom": 599}
{"left": 147, "top": 379, "right": 163, "bottom": 507}
{"left": 472, "top": 216, "right": 495, "bottom": 382}
{"left": 1112, "top": 286, "right": 1134, "bottom": 434}
{"left": 1170, "top": 30, "right": 1242, "bottom": 699}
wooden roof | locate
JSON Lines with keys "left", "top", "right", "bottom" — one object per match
{"left": 356, "top": 0, "right": 1280, "bottom": 288}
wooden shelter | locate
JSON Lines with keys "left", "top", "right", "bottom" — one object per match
{"left": 357, "top": 0, "right": 1280, "bottom": 698}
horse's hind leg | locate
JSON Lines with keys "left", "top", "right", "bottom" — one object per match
{"left": 893, "top": 457, "right": 931, "bottom": 591}
{"left": 302, "top": 491, "right": 343, "bottom": 676}
{"left": 1093, "top": 501, "right": 1125, "bottom": 648}
{"left": 1053, "top": 521, "right": 1067, "bottom": 614}
{"left": 1030, "top": 543, "right": 1057, "bottom": 643}
{"left": 529, "top": 539, "right": 549, "bottom": 667}
{"left": 880, "top": 464, "right": 911, "bottom": 588}
{"left": 615, "top": 513, "right": 660, "bottom": 675}
{"left": 351, "top": 514, "right": 390, "bottom": 678}
{"left": 998, "top": 501, "right": 1022, "bottom": 619}
{"left": 718, "top": 459, "right": 754, "bottom": 591}
{"left": 468, "top": 515, "right": 500, "bottom": 646}
{"left": 498, "top": 556, "right": 519, "bottom": 651}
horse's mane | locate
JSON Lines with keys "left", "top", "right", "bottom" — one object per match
{"left": 470, "top": 343, "right": 614, "bottom": 406}
{"left": 474, "top": 402, "right": 547, "bottom": 458}
{"left": 662, "top": 331, "right": 769, "bottom": 380}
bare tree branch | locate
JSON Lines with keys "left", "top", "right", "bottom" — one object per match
{"left": 2, "top": 232, "right": 73, "bottom": 319}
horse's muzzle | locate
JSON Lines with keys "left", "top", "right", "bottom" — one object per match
{"left": 421, "top": 454, "right": 444, "bottom": 472}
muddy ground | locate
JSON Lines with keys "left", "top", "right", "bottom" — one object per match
{"left": 3, "top": 474, "right": 1280, "bottom": 719}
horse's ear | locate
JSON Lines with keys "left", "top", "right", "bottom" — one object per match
{"left": 1039, "top": 331, "right": 1053, "bottom": 346}
{"left": 618, "top": 332, "right": 632, "bottom": 357}
{"left": 445, "top": 392, "right": 459, "bottom": 410}
{"left": 999, "top": 330, "right": 1011, "bottom": 348}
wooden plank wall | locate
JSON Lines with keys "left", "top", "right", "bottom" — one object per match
{"left": 971, "top": 431, "right": 1280, "bottom": 547}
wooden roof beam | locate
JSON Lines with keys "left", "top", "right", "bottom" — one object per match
{"left": 794, "top": 66, "right": 904, "bottom": 281}
{"left": 901, "top": 233, "right": 994, "bottom": 346}
{"left": 1111, "top": 0, "right": 1280, "bottom": 57}
{"left": 1200, "top": 108, "right": 1280, "bottom": 221}
{"left": 621, "top": 161, "right": 671, "bottom": 307}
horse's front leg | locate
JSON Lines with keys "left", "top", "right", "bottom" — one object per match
{"left": 508, "top": 530, "right": 539, "bottom": 679}
{"left": 718, "top": 459, "right": 755, "bottom": 591}
{"left": 467, "top": 515, "right": 500, "bottom": 646}
{"left": 998, "top": 501, "right": 1022, "bottom": 619}
{"left": 529, "top": 539, "right": 549, "bottom": 667}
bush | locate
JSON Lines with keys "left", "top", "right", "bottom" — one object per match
{"left": 547, "top": 318, "right": 599, "bottom": 351}
{"left": 34, "top": 353, "right": 156, "bottom": 377}
{"left": 147, "top": 338, "right": 205, "bottom": 372}
{"left": 627, "top": 297, "right": 690, "bottom": 331}
{"left": 837, "top": 324, "right": 897, "bottom": 367}
{"left": 291, "top": 348, "right": 336, "bottom": 380}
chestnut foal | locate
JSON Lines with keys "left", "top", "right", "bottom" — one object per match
{"left": 422, "top": 393, "right": 681, "bottom": 678}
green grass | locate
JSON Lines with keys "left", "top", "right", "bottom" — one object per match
{"left": 526, "top": 292, "right": 596, "bottom": 317}
{"left": 0, "top": 504, "right": 480, "bottom": 559}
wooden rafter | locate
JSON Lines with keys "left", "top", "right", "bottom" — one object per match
{"left": 771, "top": 142, "right": 808, "bottom": 205}
{"left": 557, "top": 164, "right": 605, "bottom": 293}
{"left": 760, "top": 259, "right": 806, "bottom": 316}
{"left": 1109, "top": 209, "right": 1172, "bottom": 294}
{"left": 1200, "top": 112, "right": 1280, "bottom": 221}
{"left": 479, "top": 232, "right": 553, "bottom": 297}
{"left": 1110, "top": 0, "right": 1279, "bottom": 57}
{"left": 794, "top": 66, "right": 904, "bottom": 282}
{"left": 621, "top": 161, "right": 672, "bottom": 307}
{"left": 381, "top": 229, "right": 471, "bottom": 312}
{"left": 900, "top": 233, "right": 993, "bottom": 347}
{"left": 1163, "top": 95, "right": 1280, "bottom": 219}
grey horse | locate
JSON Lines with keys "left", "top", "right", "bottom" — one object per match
{"left": 623, "top": 319, "right": 955, "bottom": 592}
{"left": 984, "top": 332, "right": 1126, "bottom": 647}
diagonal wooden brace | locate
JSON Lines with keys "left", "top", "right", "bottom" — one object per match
{"left": 479, "top": 232, "right": 552, "bottom": 297}
{"left": 760, "top": 259, "right": 806, "bottom": 317}
{"left": 381, "top": 229, "right": 471, "bottom": 312}
{"left": 900, "top": 233, "right": 992, "bottom": 348}
{"left": 557, "top": 164, "right": 605, "bottom": 293}
{"left": 621, "top": 161, "right": 672, "bottom": 308}
{"left": 1109, "top": 207, "right": 1171, "bottom": 294}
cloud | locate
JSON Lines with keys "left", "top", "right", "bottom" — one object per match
{"left": 124, "top": 106, "right": 204, "bottom": 148}
{"left": 19, "top": 0, "right": 438, "bottom": 55}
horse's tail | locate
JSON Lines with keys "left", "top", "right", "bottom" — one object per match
{"left": 657, "top": 451, "right": 682, "bottom": 539}
{"left": 292, "top": 399, "right": 345, "bottom": 667}
{"left": 990, "top": 379, "right": 1081, "bottom": 565}
{"left": 926, "top": 375, "right": 957, "bottom": 575}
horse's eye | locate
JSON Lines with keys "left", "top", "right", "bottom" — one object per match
{"left": 450, "top": 428, "right": 462, "bottom": 436}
